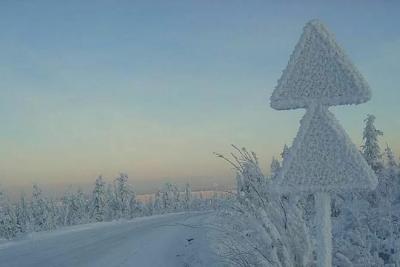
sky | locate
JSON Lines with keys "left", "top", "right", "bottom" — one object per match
{"left": 0, "top": 1, "right": 399, "bottom": 194}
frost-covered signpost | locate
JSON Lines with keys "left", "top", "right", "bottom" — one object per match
{"left": 270, "top": 20, "right": 378, "bottom": 267}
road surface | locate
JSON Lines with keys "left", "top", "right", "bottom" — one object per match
{"left": 0, "top": 212, "right": 219, "bottom": 267}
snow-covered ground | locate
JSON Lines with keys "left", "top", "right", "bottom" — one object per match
{"left": 0, "top": 212, "right": 219, "bottom": 267}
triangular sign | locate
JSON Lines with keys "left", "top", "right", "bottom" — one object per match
{"left": 271, "top": 20, "right": 371, "bottom": 110}
{"left": 272, "top": 104, "right": 378, "bottom": 193}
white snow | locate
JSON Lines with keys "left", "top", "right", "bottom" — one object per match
{"left": 0, "top": 212, "right": 218, "bottom": 267}
{"left": 271, "top": 19, "right": 371, "bottom": 110}
{"left": 272, "top": 104, "right": 378, "bottom": 193}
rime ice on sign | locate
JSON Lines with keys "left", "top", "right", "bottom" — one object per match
{"left": 275, "top": 104, "right": 377, "bottom": 193}
{"left": 269, "top": 20, "right": 377, "bottom": 267}
{"left": 271, "top": 19, "right": 371, "bottom": 110}
{"left": 270, "top": 20, "right": 378, "bottom": 192}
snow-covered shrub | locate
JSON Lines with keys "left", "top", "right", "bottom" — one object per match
{"left": 214, "top": 146, "right": 313, "bottom": 266}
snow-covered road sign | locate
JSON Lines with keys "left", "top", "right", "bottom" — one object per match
{"left": 270, "top": 19, "right": 378, "bottom": 267}
{"left": 274, "top": 104, "right": 377, "bottom": 193}
{"left": 271, "top": 19, "right": 371, "bottom": 110}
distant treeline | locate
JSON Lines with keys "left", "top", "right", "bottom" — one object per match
{"left": 0, "top": 175, "right": 228, "bottom": 240}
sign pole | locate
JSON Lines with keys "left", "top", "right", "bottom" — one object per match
{"left": 315, "top": 192, "right": 332, "bottom": 267}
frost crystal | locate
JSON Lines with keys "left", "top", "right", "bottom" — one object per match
{"left": 271, "top": 19, "right": 371, "bottom": 110}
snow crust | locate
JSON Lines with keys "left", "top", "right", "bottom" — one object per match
{"left": 271, "top": 104, "right": 378, "bottom": 193}
{"left": 271, "top": 19, "right": 371, "bottom": 110}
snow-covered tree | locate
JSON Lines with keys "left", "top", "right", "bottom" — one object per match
{"left": 160, "top": 183, "right": 180, "bottom": 212}
{"left": 153, "top": 190, "right": 163, "bottom": 214}
{"left": 183, "top": 183, "right": 192, "bottom": 210}
{"left": 106, "top": 183, "right": 116, "bottom": 220}
{"left": 129, "top": 193, "right": 143, "bottom": 218}
{"left": 332, "top": 145, "right": 400, "bottom": 265}
{"left": 75, "top": 189, "right": 88, "bottom": 223}
{"left": 171, "top": 184, "right": 181, "bottom": 211}
{"left": 48, "top": 198, "right": 59, "bottom": 229}
{"left": 31, "top": 184, "right": 55, "bottom": 231}
{"left": 361, "top": 114, "right": 384, "bottom": 172}
{"left": 281, "top": 144, "right": 289, "bottom": 160}
{"left": 145, "top": 196, "right": 154, "bottom": 216}
{"left": 385, "top": 145, "right": 398, "bottom": 169}
{"left": 15, "top": 193, "right": 30, "bottom": 234}
{"left": 0, "top": 190, "right": 18, "bottom": 239}
{"left": 114, "top": 173, "right": 133, "bottom": 218}
{"left": 333, "top": 170, "right": 400, "bottom": 265}
{"left": 270, "top": 156, "right": 280, "bottom": 180}
{"left": 62, "top": 188, "right": 87, "bottom": 226}
{"left": 91, "top": 176, "right": 107, "bottom": 222}
{"left": 376, "top": 146, "right": 399, "bottom": 203}
{"left": 383, "top": 145, "right": 400, "bottom": 203}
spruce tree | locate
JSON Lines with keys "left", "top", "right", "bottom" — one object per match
{"left": 361, "top": 114, "right": 383, "bottom": 171}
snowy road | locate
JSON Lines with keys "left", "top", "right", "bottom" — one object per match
{"left": 0, "top": 212, "right": 219, "bottom": 267}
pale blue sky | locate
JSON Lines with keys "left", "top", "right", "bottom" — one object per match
{"left": 0, "top": 1, "right": 399, "bottom": 192}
